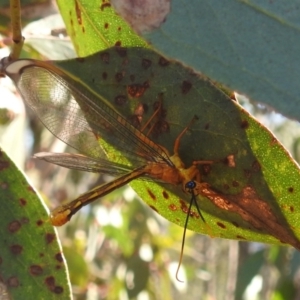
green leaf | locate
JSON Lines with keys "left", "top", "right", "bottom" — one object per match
{"left": 0, "top": 148, "right": 71, "bottom": 299}
{"left": 141, "top": 0, "right": 300, "bottom": 121}
{"left": 6, "top": 46, "right": 299, "bottom": 248}
{"left": 56, "top": 0, "right": 147, "bottom": 56}
{"left": 235, "top": 248, "right": 265, "bottom": 299}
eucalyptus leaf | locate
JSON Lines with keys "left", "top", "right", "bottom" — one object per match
{"left": 0, "top": 148, "right": 71, "bottom": 299}
{"left": 141, "top": 0, "right": 300, "bottom": 121}
{"left": 56, "top": 0, "right": 147, "bottom": 56}
{"left": 5, "top": 46, "right": 300, "bottom": 248}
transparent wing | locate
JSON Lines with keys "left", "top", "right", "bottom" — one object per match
{"left": 34, "top": 152, "right": 135, "bottom": 175}
{"left": 6, "top": 60, "right": 173, "bottom": 168}
{"left": 34, "top": 151, "right": 163, "bottom": 183}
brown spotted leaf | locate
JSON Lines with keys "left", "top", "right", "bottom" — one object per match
{"left": 8, "top": 47, "right": 300, "bottom": 249}
{"left": 56, "top": 0, "right": 147, "bottom": 56}
{"left": 0, "top": 149, "right": 71, "bottom": 299}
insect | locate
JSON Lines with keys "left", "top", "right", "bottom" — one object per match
{"left": 4, "top": 58, "right": 213, "bottom": 280}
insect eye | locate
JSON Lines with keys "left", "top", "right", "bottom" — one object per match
{"left": 185, "top": 181, "right": 196, "bottom": 191}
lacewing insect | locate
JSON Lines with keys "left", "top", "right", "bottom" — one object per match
{"left": 3, "top": 58, "right": 213, "bottom": 280}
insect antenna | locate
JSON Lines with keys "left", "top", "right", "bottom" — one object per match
{"left": 175, "top": 180, "right": 206, "bottom": 282}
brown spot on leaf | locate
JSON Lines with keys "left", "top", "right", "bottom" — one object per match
{"left": 132, "top": 105, "right": 143, "bottom": 122}
{"left": 115, "top": 46, "right": 127, "bottom": 57}
{"left": 252, "top": 161, "right": 261, "bottom": 172}
{"left": 27, "top": 186, "right": 35, "bottom": 193}
{"left": 10, "top": 244, "right": 23, "bottom": 255}
{"left": 190, "top": 211, "right": 199, "bottom": 218}
{"left": 240, "top": 120, "right": 249, "bottom": 129}
{"left": 45, "top": 276, "right": 63, "bottom": 293}
{"left": 142, "top": 58, "right": 152, "bottom": 69}
{"left": 236, "top": 235, "right": 246, "bottom": 240}
{"left": 200, "top": 183, "right": 300, "bottom": 249}
{"left": 232, "top": 221, "right": 239, "bottom": 228}
{"left": 232, "top": 180, "right": 239, "bottom": 187}
{"left": 290, "top": 206, "right": 295, "bottom": 212}
{"left": 104, "top": 22, "right": 109, "bottom": 29}
{"left": 181, "top": 80, "right": 192, "bottom": 94}
{"left": 270, "top": 137, "right": 277, "bottom": 146}
{"left": 217, "top": 222, "right": 226, "bottom": 229}
{"left": 134, "top": 103, "right": 145, "bottom": 119}
{"left": 225, "top": 155, "right": 236, "bottom": 168}
{"left": 55, "top": 253, "right": 63, "bottom": 263}
{"left": 115, "top": 95, "right": 127, "bottom": 106}
{"left": 149, "top": 205, "right": 158, "bottom": 212}
{"left": 100, "top": 2, "right": 111, "bottom": 10}
{"left": 179, "top": 199, "right": 190, "bottom": 214}
{"left": 53, "top": 286, "right": 64, "bottom": 294}
{"left": 159, "top": 56, "right": 169, "bottom": 67}
{"left": 75, "top": 0, "right": 82, "bottom": 25}
{"left": 36, "top": 220, "right": 43, "bottom": 226}
{"left": 102, "top": 72, "right": 108, "bottom": 80}
{"left": 29, "top": 265, "right": 43, "bottom": 276}
{"left": 288, "top": 187, "right": 294, "bottom": 193}
{"left": 115, "top": 72, "right": 124, "bottom": 82}
{"left": 39, "top": 253, "right": 44, "bottom": 257}
{"left": 204, "top": 123, "right": 210, "bottom": 130}
{"left": 179, "top": 199, "right": 198, "bottom": 218}
{"left": 127, "top": 82, "right": 149, "bottom": 98}
{"left": 162, "top": 191, "right": 169, "bottom": 199}
{"left": 115, "top": 41, "right": 122, "bottom": 47}
{"left": 8, "top": 221, "right": 21, "bottom": 233}
{"left": 0, "top": 160, "right": 9, "bottom": 170}
{"left": 45, "top": 233, "right": 55, "bottom": 244}
{"left": 147, "top": 189, "right": 156, "bottom": 200}
{"left": 7, "top": 276, "right": 19, "bottom": 287}
{"left": 168, "top": 204, "right": 177, "bottom": 211}
{"left": 19, "top": 198, "right": 27, "bottom": 206}
{"left": 45, "top": 276, "right": 55, "bottom": 289}
{"left": 223, "top": 184, "right": 230, "bottom": 190}
{"left": 100, "top": 52, "right": 110, "bottom": 64}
